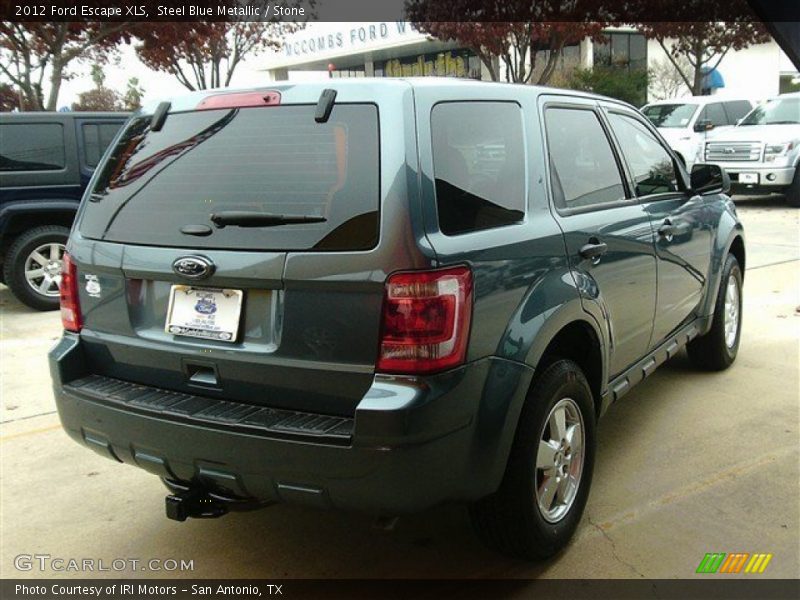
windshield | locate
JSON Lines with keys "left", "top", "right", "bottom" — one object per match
{"left": 739, "top": 97, "right": 800, "bottom": 126}
{"left": 641, "top": 103, "right": 698, "bottom": 128}
{"left": 78, "top": 104, "right": 380, "bottom": 251}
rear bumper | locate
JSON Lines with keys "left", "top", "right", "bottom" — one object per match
{"left": 50, "top": 334, "right": 534, "bottom": 514}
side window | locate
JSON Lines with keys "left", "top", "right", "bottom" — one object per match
{"left": 724, "top": 101, "right": 752, "bottom": 124}
{"left": 705, "top": 103, "right": 728, "bottom": 127}
{"left": 431, "top": 102, "right": 525, "bottom": 235}
{"left": 82, "top": 122, "right": 123, "bottom": 168}
{"left": 607, "top": 113, "right": 680, "bottom": 197}
{"left": 0, "top": 123, "right": 65, "bottom": 172}
{"left": 544, "top": 107, "right": 627, "bottom": 211}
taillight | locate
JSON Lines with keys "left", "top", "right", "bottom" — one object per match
{"left": 60, "top": 252, "right": 82, "bottom": 333}
{"left": 377, "top": 266, "right": 473, "bottom": 375}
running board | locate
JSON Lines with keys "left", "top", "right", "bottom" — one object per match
{"left": 602, "top": 321, "right": 701, "bottom": 412}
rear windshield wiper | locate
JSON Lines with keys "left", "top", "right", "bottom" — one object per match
{"left": 210, "top": 211, "right": 327, "bottom": 228}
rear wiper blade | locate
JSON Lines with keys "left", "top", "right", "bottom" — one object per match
{"left": 210, "top": 211, "right": 327, "bottom": 228}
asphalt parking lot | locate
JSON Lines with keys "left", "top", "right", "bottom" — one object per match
{"left": 1, "top": 195, "right": 798, "bottom": 580}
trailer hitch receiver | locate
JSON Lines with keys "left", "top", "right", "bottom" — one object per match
{"left": 165, "top": 488, "right": 228, "bottom": 522}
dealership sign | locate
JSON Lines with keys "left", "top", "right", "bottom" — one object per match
{"left": 282, "top": 21, "right": 427, "bottom": 59}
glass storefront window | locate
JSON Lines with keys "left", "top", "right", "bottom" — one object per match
{"left": 594, "top": 32, "right": 647, "bottom": 72}
{"left": 330, "top": 67, "right": 366, "bottom": 78}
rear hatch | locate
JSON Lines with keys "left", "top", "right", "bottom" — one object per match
{"left": 68, "top": 84, "right": 420, "bottom": 416}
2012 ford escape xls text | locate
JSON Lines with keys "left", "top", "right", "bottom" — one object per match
{"left": 49, "top": 80, "right": 745, "bottom": 559}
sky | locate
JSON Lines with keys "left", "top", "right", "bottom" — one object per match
{"left": 57, "top": 42, "right": 324, "bottom": 109}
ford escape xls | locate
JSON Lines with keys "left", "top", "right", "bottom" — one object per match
{"left": 50, "top": 80, "right": 745, "bottom": 559}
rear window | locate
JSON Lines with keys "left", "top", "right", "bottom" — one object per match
{"left": 431, "top": 102, "right": 525, "bottom": 235}
{"left": 724, "top": 101, "right": 752, "bottom": 123}
{"left": 0, "top": 123, "right": 65, "bottom": 172}
{"left": 78, "top": 104, "right": 379, "bottom": 251}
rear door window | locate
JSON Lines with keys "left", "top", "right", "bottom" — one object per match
{"left": 544, "top": 107, "right": 627, "bottom": 211}
{"left": 607, "top": 113, "right": 680, "bottom": 197}
{"left": 78, "top": 104, "right": 380, "bottom": 251}
{"left": 723, "top": 101, "right": 753, "bottom": 124}
{"left": 0, "top": 123, "right": 65, "bottom": 172}
{"left": 82, "top": 122, "right": 124, "bottom": 168}
{"left": 431, "top": 102, "right": 525, "bottom": 235}
{"left": 701, "top": 103, "right": 728, "bottom": 127}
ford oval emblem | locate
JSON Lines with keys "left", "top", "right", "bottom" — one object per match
{"left": 172, "top": 256, "right": 215, "bottom": 279}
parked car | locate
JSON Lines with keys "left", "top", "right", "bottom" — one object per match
{"left": 641, "top": 96, "right": 754, "bottom": 170}
{"left": 0, "top": 111, "right": 128, "bottom": 310}
{"left": 49, "top": 80, "right": 745, "bottom": 560}
{"left": 702, "top": 92, "right": 800, "bottom": 206}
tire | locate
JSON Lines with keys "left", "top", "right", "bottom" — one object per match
{"left": 470, "top": 359, "right": 597, "bottom": 560}
{"left": 2, "top": 225, "right": 70, "bottom": 311}
{"left": 786, "top": 166, "right": 800, "bottom": 208}
{"left": 687, "top": 253, "right": 743, "bottom": 371}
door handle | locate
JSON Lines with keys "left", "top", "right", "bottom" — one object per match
{"left": 579, "top": 240, "right": 608, "bottom": 261}
{"left": 658, "top": 219, "right": 676, "bottom": 242}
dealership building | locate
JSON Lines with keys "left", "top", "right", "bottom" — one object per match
{"left": 262, "top": 21, "right": 799, "bottom": 102}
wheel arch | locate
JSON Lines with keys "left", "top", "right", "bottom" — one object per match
{"left": 699, "top": 205, "right": 745, "bottom": 323}
{"left": 529, "top": 319, "right": 605, "bottom": 419}
{"left": 0, "top": 201, "right": 78, "bottom": 252}
{"left": 729, "top": 234, "right": 746, "bottom": 277}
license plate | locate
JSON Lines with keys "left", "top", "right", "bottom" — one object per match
{"left": 738, "top": 172, "right": 759, "bottom": 184}
{"left": 165, "top": 286, "right": 243, "bottom": 343}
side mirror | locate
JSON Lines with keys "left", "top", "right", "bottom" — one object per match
{"left": 694, "top": 119, "right": 714, "bottom": 132}
{"left": 690, "top": 163, "right": 731, "bottom": 196}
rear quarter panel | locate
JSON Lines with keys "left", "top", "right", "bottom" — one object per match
{"left": 413, "top": 84, "right": 604, "bottom": 377}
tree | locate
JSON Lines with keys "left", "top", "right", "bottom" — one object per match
{"left": 406, "top": 1, "right": 610, "bottom": 84}
{"left": 638, "top": 1, "right": 770, "bottom": 96}
{"left": 134, "top": 19, "right": 301, "bottom": 91}
{"left": 648, "top": 56, "right": 692, "bottom": 100}
{"left": 71, "top": 64, "right": 123, "bottom": 111}
{"left": 0, "top": 83, "right": 21, "bottom": 111}
{"left": 565, "top": 67, "right": 649, "bottom": 106}
{"left": 123, "top": 77, "right": 145, "bottom": 111}
{"left": 0, "top": 21, "right": 129, "bottom": 110}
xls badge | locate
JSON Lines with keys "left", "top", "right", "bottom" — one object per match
{"left": 84, "top": 274, "right": 102, "bottom": 298}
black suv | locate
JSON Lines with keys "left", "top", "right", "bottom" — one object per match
{"left": 0, "top": 111, "right": 127, "bottom": 309}
{"left": 49, "top": 80, "right": 744, "bottom": 559}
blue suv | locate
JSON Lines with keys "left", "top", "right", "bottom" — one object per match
{"left": 0, "top": 111, "right": 127, "bottom": 309}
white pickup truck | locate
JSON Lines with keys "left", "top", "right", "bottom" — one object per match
{"left": 702, "top": 92, "right": 800, "bottom": 207}
{"left": 641, "top": 96, "right": 753, "bottom": 170}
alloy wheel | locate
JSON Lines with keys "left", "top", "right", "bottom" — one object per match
{"left": 535, "top": 397, "right": 585, "bottom": 523}
{"left": 24, "top": 242, "right": 65, "bottom": 298}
